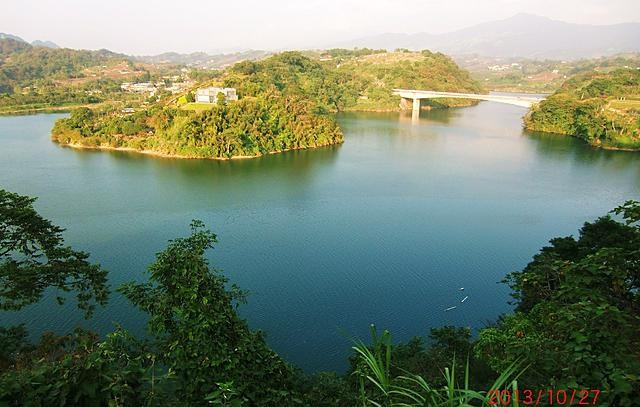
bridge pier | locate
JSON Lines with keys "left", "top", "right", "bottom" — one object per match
{"left": 412, "top": 97, "right": 420, "bottom": 119}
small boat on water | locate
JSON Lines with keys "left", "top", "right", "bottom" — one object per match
{"left": 459, "top": 287, "right": 464, "bottom": 291}
{"left": 444, "top": 306, "right": 457, "bottom": 311}
{"left": 461, "top": 296, "right": 469, "bottom": 303}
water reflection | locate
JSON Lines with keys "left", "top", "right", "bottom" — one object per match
{"left": 525, "top": 130, "right": 640, "bottom": 185}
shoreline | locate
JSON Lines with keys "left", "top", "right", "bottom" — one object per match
{"left": 524, "top": 127, "right": 640, "bottom": 152}
{"left": 0, "top": 101, "right": 118, "bottom": 116}
{"left": 57, "top": 141, "right": 342, "bottom": 160}
{"left": 0, "top": 107, "right": 76, "bottom": 116}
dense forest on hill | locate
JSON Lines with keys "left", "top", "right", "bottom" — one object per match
{"left": 0, "top": 38, "right": 141, "bottom": 113}
{"left": 1, "top": 189, "right": 639, "bottom": 405}
{"left": 51, "top": 51, "right": 482, "bottom": 158}
{"left": 51, "top": 94, "right": 344, "bottom": 159}
{"left": 524, "top": 68, "right": 640, "bottom": 149}
{"left": 0, "top": 38, "right": 190, "bottom": 114}
{"left": 1, "top": 42, "right": 485, "bottom": 116}
{"left": 222, "top": 51, "right": 361, "bottom": 113}
{"left": 339, "top": 50, "right": 485, "bottom": 110}
{"left": 223, "top": 50, "right": 485, "bottom": 112}
{"left": 0, "top": 38, "right": 129, "bottom": 92}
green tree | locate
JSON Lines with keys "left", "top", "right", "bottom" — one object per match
{"left": 0, "top": 190, "right": 162, "bottom": 406}
{"left": 119, "top": 220, "right": 300, "bottom": 405}
{"left": 0, "top": 189, "right": 108, "bottom": 316}
{"left": 475, "top": 201, "right": 640, "bottom": 406}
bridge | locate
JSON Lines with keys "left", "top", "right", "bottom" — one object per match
{"left": 392, "top": 89, "right": 546, "bottom": 118}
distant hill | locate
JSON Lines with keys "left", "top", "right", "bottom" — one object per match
{"left": 0, "top": 33, "right": 60, "bottom": 49}
{"left": 0, "top": 37, "right": 132, "bottom": 94}
{"left": 0, "top": 33, "right": 27, "bottom": 42}
{"left": 332, "top": 14, "right": 640, "bottom": 59}
{"left": 31, "top": 40, "right": 59, "bottom": 49}
{"left": 0, "top": 37, "right": 31, "bottom": 54}
{"left": 136, "top": 50, "right": 271, "bottom": 69}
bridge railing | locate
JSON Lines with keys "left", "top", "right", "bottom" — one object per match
{"left": 392, "top": 89, "right": 545, "bottom": 102}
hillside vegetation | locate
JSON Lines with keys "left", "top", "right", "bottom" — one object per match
{"left": 338, "top": 50, "right": 484, "bottom": 110}
{"left": 52, "top": 95, "right": 343, "bottom": 159}
{"left": 224, "top": 50, "right": 485, "bottom": 112}
{"left": 524, "top": 68, "right": 640, "bottom": 149}
{"left": 0, "top": 38, "right": 198, "bottom": 114}
{"left": 51, "top": 50, "right": 482, "bottom": 159}
{"left": 0, "top": 38, "right": 144, "bottom": 113}
{"left": 460, "top": 53, "right": 640, "bottom": 93}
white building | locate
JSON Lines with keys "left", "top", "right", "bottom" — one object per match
{"left": 195, "top": 87, "right": 238, "bottom": 104}
{"left": 121, "top": 82, "right": 157, "bottom": 95}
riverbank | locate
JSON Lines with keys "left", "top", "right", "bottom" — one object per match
{"left": 0, "top": 105, "right": 79, "bottom": 116}
{"left": 57, "top": 140, "right": 341, "bottom": 160}
{"left": 0, "top": 102, "right": 117, "bottom": 116}
{"left": 523, "top": 69, "right": 640, "bottom": 151}
{"left": 526, "top": 129, "right": 640, "bottom": 152}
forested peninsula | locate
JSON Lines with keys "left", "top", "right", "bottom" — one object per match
{"left": 51, "top": 96, "right": 343, "bottom": 159}
{"left": 524, "top": 68, "right": 640, "bottom": 150}
{"left": 50, "top": 50, "right": 484, "bottom": 159}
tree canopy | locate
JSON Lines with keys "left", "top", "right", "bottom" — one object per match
{"left": 476, "top": 200, "right": 640, "bottom": 405}
{"left": 51, "top": 93, "right": 344, "bottom": 159}
{"left": 524, "top": 69, "right": 640, "bottom": 149}
{"left": 0, "top": 189, "right": 108, "bottom": 316}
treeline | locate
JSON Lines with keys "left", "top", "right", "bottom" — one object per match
{"left": 50, "top": 50, "right": 482, "bottom": 158}
{"left": 320, "top": 48, "right": 388, "bottom": 59}
{"left": 51, "top": 94, "right": 344, "bottom": 158}
{"left": 2, "top": 43, "right": 485, "bottom": 115}
{"left": 339, "top": 49, "right": 485, "bottom": 110}
{"left": 524, "top": 68, "right": 640, "bottom": 149}
{"left": 223, "top": 52, "right": 360, "bottom": 113}
{"left": 1, "top": 190, "right": 639, "bottom": 405}
{"left": 0, "top": 78, "right": 130, "bottom": 113}
{"left": 223, "top": 50, "right": 485, "bottom": 113}
{"left": 0, "top": 38, "right": 129, "bottom": 93}
{"left": 0, "top": 38, "right": 154, "bottom": 113}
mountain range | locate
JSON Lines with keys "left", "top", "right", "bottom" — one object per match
{"left": 3, "top": 14, "right": 640, "bottom": 63}
{"left": 329, "top": 14, "right": 640, "bottom": 59}
{"left": 0, "top": 33, "right": 59, "bottom": 49}
{"left": 135, "top": 50, "right": 271, "bottom": 69}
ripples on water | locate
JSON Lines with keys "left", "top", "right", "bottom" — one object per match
{"left": 0, "top": 103, "right": 638, "bottom": 372}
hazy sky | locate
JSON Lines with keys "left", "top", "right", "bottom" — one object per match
{"left": 2, "top": 0, "right": 639, "bottom": 54}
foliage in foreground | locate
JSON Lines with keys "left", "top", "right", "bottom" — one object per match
{"left": 476, "top": 200, "right": 640, "bottom": 406}
{"left": 351, "top": 325, "right": 525, "bottom": 407}
{"left": 119, "top": 220, "right": 300, "bottom": 405}
{"left": 0, "top": 189, "right": 108, "bottom": 317}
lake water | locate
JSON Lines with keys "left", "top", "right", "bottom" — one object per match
{"left": 1, "top": 103, "right": 639, "bottom": 372}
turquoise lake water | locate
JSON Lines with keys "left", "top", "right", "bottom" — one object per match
{"left": 1, "top": 102, "right": 638, "bottom": 372}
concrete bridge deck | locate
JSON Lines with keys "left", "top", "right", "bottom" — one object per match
{"left": 392, "top": 89, "right": 546, "bottom": 118}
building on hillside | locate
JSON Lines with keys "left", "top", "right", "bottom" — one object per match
{"left": 121, "top": 82, "right": 157, "bottom": 95}
{"left": 165, "top": 81, "right": 191, "bottom": 94}
{"left": 195, "top": 87, "right": 238, "bottom": 104}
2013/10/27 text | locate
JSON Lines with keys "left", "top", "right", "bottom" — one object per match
{"left": 488, "top": 389, "right": 600, "bottom": 405}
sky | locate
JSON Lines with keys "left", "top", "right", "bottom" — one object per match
{"left": 2, "top": 0, "right": 639, "bottom": 55}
